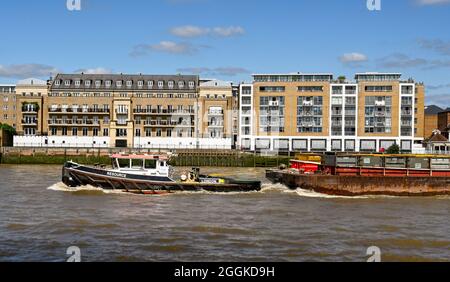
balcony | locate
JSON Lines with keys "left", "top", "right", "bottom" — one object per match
{"left": 332, "top": 111, "right": 343, "bottom": 116}
{"left": 115, "top": 109, "right": 129, "bottom": 115}
{"left": 48, "top": 119, "right": 101, "bottom": 126}
{"left": 22, "top": 119, "right": 37, "bottom": 125}
{"left": 48, "top": 107, "right": 110, "bottom": 114}
{"left": 401, "top": 111, "right": 412, "bottom": 116}
{"left": 133, "top": 109, "right": 195, "bottom": 115}
{"left": 143, "top": 120, "right": 194, "bottom": 127}
{"left": 208, "top": 122, "right": 224, "bottom": 127}
{"left": 375, "top": 112, "right": 386, "bottom": 117}
{"left": 345, "top": 110, "right": 356, "bottom": 116}
{"left": 22, "top": 108, "right": 38, "bottom": 113}
{"left": 208, "top": 110, "right": 224, "bottom": 116}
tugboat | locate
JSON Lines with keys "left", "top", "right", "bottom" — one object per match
{"left": 62, "top": 153, "right": 261, "bottom": 194}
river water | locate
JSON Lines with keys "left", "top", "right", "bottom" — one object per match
{"left": 0, "top": 165, "right": 450, "bottom": 262}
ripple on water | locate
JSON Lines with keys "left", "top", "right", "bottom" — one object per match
{"left": 176, "top": 225, "right": 255, "bottom": 236}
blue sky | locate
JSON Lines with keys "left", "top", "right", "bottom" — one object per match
{"left": 1, "top": 0, "right": 450, "bottom": 106}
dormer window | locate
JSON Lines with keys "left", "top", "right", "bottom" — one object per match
{"left": 126, "top": 80, "right": 132, "bottom": 87}
{"left": 95, "top": 80, "right": 101, "bottom": 87}
{"left": 158, "top": 81, "right": 164, "bottom": 88}
{"left": 116, "top": 81, "right": 122, "bottom": 87}
{"left": 148, "top": 81, "right": 154, "bottom": 88}
{"left": 105, "top": 80, "right": 111, "bottom": 87}
{"left": 64, "top": 80, "right": 71, "bottom": 86}
{"left": 178, "top": 81, "right": 185, "bottom": 88}
{"left": 168, "top": 81, "right": 174, "bottom": 89}
{"left": 189, "top": 81, "right": 195, "bottom": 88}
{"left": 75, "top": 80, "right": 81, "bottom": 87}
{"left": 138, "top": 81, "right": 144, "bottom": 87}
{"left": 85, "top": 80, "right": 91, "bottom": 87}
{"left": 55, "top": 80, "right": 60, "bottom": 86}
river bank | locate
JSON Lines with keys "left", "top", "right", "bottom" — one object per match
{"left": 0, "top": 149, "right": 290, "bottom": 167}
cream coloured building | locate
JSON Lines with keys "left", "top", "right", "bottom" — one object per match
{"left": 239, "top": 73, "right": 425, "bottom": 153}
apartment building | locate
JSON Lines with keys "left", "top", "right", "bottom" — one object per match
{"left": 239, "top": 72, "right": 425, "bottom": 153}
{"left": 13, "top": 74, "right": 234, "bottom": 149}
{"left": 0, "top": 84, "right": 17, "bottom": 127}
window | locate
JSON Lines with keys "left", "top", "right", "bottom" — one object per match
{"left": 103, "top": 128, "right": 109, "bottom": 136}
{"left": 82, "top": 127, "right": 88, "bottom": 136}
{"left": 168, "top": 81, "right": 174, "bottom": 88}
{"left": 116, "top": 129, "right": 127, "bottom": 137}
{"left": 298, "top": 86, "right": 323, "bottom": 92}
{"left": 85, "top": 80, "right": 91, "bottom": 87}
{"left": 178, "top": 81, "right": 185, "bottom": 88}
{"left": 135, "top": 129, "right": 141, "bottom": 137}
{"left": 138, "top": 81, "right": 143, "bottom": 87}
{"left": 259, "top": 86, "right": 285, "bottom": 92}
{"left": 93, "top": 128, "right": 99, "bottom": 136}
{"left": 116, "top": 81, "right": 122, "bottom": 87}
{"left": 62, "top": 127, "right": 68, "bottom": 136}
{"left": 55, "top": 80, "right": 60, "bottom": 86}
{"left": 148, "top": 81, "right": 154, "bottom": 88}
{"left": 126, "top": 80, "right": 132, "bottom": 87}
{"left": 157, "top": 81, "right": 164, "bottom": 88}
{"left": 95, "top": 80, "right": 101, "bottom": 87}
{"left": 65, "top": 80, "right": 71, "bottom": 86}
{"left": 72, "top": 128, "right": 78, "bottom": 136}
{"left": 105, "top": 80, "right": 111, "bottom": 87}
{"left": 51, "top": 128, "right": 58, "bottom": 135}
{"left": 189, "top": 81, "right": 195, "bottom": 88}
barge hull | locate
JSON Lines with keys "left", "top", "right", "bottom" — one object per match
{"left": 266, "top": 170, "right": 450, "bottom": 197}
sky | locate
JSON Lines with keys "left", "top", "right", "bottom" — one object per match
{"left": 1, "top": 0, "right": 450, "bottom": 107}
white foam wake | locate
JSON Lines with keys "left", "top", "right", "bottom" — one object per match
{"left": 47, "top": 182, "right": 127, "bottom": 195}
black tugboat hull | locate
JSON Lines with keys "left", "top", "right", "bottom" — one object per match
{"left": 62, "top": 162, "right": 261, "bottom": 193}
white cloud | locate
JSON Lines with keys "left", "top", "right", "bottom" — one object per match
{"left": 339, "top": 53, "right": 368, "bottom": 63}
{"left": 0, "top": 64, "right": 59, "bottom": 79}
{"left": 73, "top": 67, "right": 113, "bottom": 74}
{"left": 130, "top": 41, "right": 198, "bottom": 56}
{"left": 170, "top": 25, "right": 245, "bottom": 38}
{"left": 416, "top": 0, "right": 450, "bottom": 5}
{"left": 170, "top": 26, "right": 210, "bottom": 38}
{"left": 211, "top": 26, "right": 245, "bottom": 37}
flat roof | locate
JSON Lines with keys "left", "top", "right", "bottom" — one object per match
{"left": 111, "top": 154, "right": 169, "bottom": 160}
{"left": 253, "top": 73, "right": 334, "bottom": 76}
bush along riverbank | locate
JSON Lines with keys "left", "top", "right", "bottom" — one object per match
{"left": 0, "top": 152, "right": 291, "bottom": 167}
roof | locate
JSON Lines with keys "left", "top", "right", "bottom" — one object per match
{"left": 50, "top": 73, "right": 199, "bottom": 91}
{"left": 425, "top": 132, "right": 449, "bottom": 143}
{"left": 252, "top": 73, "right": 334, "bottom": 76}
{"left": 110, "top": 154, "right": 169, "bottom": 160}
{"left": 16, "top": 78, "right": 47, "bottom": 86}
{"left": 425, "top": 105, "right": 444, "bottom": 115}
{"left": 200, "top": 79, "right": 232, "bottom": 88}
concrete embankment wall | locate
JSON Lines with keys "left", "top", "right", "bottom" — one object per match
{"left": 0, "top": 147, "right": 291, "bottom": 167}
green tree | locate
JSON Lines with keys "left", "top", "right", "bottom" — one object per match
{"left": 386, "top": 144, "right": 400, "bottom": 154}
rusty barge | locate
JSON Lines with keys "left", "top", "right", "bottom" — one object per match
{"left": 266, "top": 154, "right": 450, "bottom": 196}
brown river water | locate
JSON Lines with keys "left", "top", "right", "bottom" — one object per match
{"left": 1, "top": 165, "right": 450, "bottom": 262}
